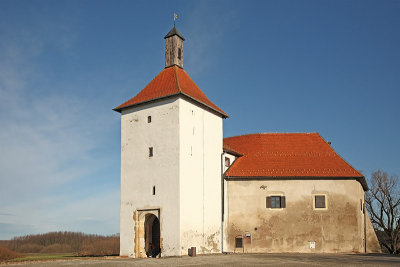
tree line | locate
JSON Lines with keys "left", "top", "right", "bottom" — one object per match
{"left": 0, "top": 231, "right": 119, "bottom": 256}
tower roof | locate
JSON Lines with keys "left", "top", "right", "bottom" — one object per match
{"left": 223, "top": 133, "right": 367, "bottom": 190}
{"left": 164, "top": 26, "right": 185, "bottom": 40}
{"left": 113, "top": 66, "right": 228, "bottom": 118}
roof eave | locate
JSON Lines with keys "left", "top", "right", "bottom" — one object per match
{"left": 164, "top": 27, "right": 185, "bottom": 41}
{"left": 224, "top": 175, "right": 368, "bottom": 191}
{"left": 113, "top": 93, "right": 181, "bottom": 113}
{"left": 113, "top": 92, "right": 229, "bottom": 118}
{"left": 223, "top": 148, "right": 243, "bottom": 157}
{"left": 180, "top": 92, "right": 229, "bottom": 118}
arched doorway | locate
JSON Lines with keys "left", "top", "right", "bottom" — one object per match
{"left": 144, "top": 214, "right": 160, "bottom": 257}
{"left": 133, "top": 209, "right": 161, "bottom": 258}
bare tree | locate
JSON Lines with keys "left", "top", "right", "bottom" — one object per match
{"left": 365, "top": 170, "right": 400, "bottom": 254}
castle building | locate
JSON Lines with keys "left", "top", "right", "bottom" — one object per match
{"left": 114, "top": 26, "right": 381, "bottom": 257}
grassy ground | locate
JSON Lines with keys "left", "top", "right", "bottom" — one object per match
{"left": 8, "top": 253, "right": 77, "bottom": 262}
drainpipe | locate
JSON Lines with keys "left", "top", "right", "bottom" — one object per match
{"left": 221, "top": 152, "right": 224, "bottom": 253}
{"left": 364, "top": 195, "right": 367, "bottom": 253}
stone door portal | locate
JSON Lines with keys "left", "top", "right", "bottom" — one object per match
{"left": 134, "top": 209, "right": 160, "bottom": 258}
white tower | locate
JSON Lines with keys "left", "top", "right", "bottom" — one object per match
{"left": 114, "top": 26, "right": 228, "bottom": 258}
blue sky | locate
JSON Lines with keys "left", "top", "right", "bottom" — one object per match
{"left": 0, "top": 0, "right": 399, "bottom": 239}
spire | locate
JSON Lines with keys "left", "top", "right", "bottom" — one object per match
{"left": 164, "top": 26, "right": 184, "bottom": 68}
{"left": 164, "top": 26, "right": 185, "bottom": 41}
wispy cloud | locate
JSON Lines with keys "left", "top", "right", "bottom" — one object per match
{"left": 0, "top": 10, "right": 119, "bottom": 239}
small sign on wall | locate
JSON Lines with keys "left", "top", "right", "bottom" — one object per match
{"left": 309, "top": 241, "right": 315, "bottom": 249}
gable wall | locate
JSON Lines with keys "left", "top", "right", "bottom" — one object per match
{"left": 224, "top": 179, "right": 375, "bottom": 253}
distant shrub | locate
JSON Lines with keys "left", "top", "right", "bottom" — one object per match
{"left": 0, "top": 246, "right": 24, "bottom": 261}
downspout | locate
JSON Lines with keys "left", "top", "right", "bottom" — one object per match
{"left": 221, "top": 152, "right": 224, "bottom": 253}
{"left": 202, "top": 110, "right": 205, "bottom": 248}
{"left": 364, "top": 194, "right": 367, "bottom": 253}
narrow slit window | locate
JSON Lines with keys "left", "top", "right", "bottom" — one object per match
{"left": 178, "top": 48, "right": 182, "bottom": 60}
{"left": 148, "top": 116, "right": 151, "bottom": 123}
{"left": 153, "top": 186, "right": 156, "bottom": 195}
{"left": 149, "top": 147, "right": 153, "bottom": 157}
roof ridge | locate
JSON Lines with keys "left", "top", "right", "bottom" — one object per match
{"left": 173, "top": 66, "right": 182, "bottom": 93}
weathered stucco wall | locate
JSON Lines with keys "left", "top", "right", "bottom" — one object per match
{"left": 179, "top": 98, "right": 222, "bottom": 255}
{"left": 366, "top": 212, "right": 382, "bottom": 253}
{"left": 120, "top": 97, "right": 181, "bottom": 257}
{"left": 224, "top": 179, "right": 379, "bottom": 253}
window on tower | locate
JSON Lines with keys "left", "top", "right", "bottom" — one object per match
{"left": 148, "top": 116, "right": 151, "bottom": 123}
{"left": 149, "top": 147, "right": 153, "bottom": 157}
{"left": 178, "top": 48, "right": 182, "bottom": 60}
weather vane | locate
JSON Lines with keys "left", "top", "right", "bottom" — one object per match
{"left": 174, "top": 13, "right": 178, "bottom": 26}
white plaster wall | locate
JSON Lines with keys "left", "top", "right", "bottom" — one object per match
{"left": 179, "top": 98, "right": 223, "bottom": 255}
{"left": 222, "top": 152, "right": 236, "bottom": 174}
{"left": 221, "top": 153, "right": 236, "bottom": 252}
{"left": 120, "top": 97, "right": 181, "bottom": 257}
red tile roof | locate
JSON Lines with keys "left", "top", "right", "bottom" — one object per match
{"left": 114, "top": 66, "right": 228, "bottom": 118}
{"left": 224, "top": 133, "right": 367, "bottom": 189}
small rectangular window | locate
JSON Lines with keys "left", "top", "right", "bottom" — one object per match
{"left": 148, "top": 116, "right": 151, "bottom": 123}
{"left": 225, "top": 157, "right": 230, "bottom": 167}
{"left": 266, "top": 196, "right": 286, "bottom": 209}
{"left": 153, "top": 186, "right": 156, "bottom": 195}
{"left": 315, "top": 195, "right": 326, "bottom": 209}
{"left": 235, "top": 237, "right": 243, "bottom": 248}
{"left": 149, "top": 147, "right": 153, "bottom": 157}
